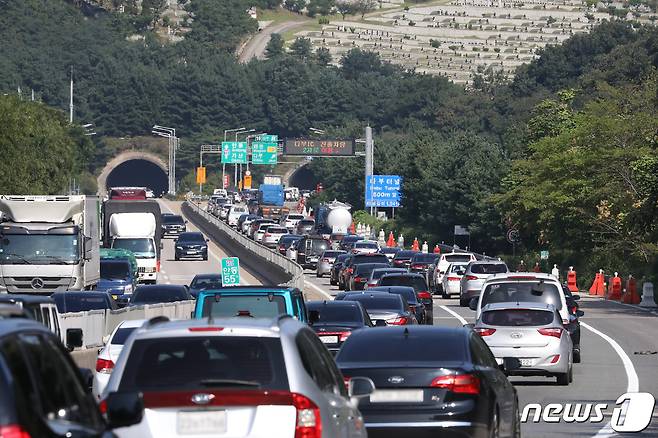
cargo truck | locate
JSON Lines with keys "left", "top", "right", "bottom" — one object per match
{"left": 254, "top": 175, "right": 289, "bottom": 220}
{"left": 102, "top": 200, "right": 161, "bottom": 284}
{"left": 0, "top": 195, "right": 101, "bottom": 294}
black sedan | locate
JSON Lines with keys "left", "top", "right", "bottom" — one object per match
{"left": 367, "top": 286, "right": 428, "bottom": 324}
{"left": 409, "top": 252, "right": 440, "bottom": 275}
{"left": 189, "top": 273, "right": 223, "bottom": 298}
{"left": 307, "top": 300, "right": 373, "bottom": 354}
{"left": 51, "top": 291, "right": 117, "bottom": 313}
{"left": 174, "top": 232, "right": 209, "bottom": 261}
{"left": 129, "top": 285, "right": 192, "bottom": 305}
{"left": 348, "top": 262, "right": 391, "bottom": 291}
{"left": 330, "top": 253, "right": 351, "bottom": 286}
{"left": 342, "top": 293, "right": 416, "bottom": 326}
{"left": 563, "top": 284, "right": 584, "bottom": 363}
{"left": 377, "top": 273, "right": 434, "bottom": 324}
{"left": 391, "top": 250, "right": 419, "bottom": 269}
{"left": 337, "top": 326, "right": 521, "bottom": 438}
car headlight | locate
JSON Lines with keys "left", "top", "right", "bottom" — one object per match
{"left": 176, "top": 246, "right": 183, "bottom": 250}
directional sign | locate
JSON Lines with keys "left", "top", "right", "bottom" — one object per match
{"left": 540, "top": 250, "right": 549, "bottom": 260}
{"left": 221, "top": 141, "right": 247, "bottom": 164}
{"left": 256, "top": 134, "right": 278, "bottom": 142}
{"left": 251, "top": 141, "right": 278, "bottom": 165}
{"left": 221, "top": 257, "right": 240, "bottom": 287}
{"left": 365, "top": 175, "right": 402, "bottom": 208}
{"left": 284, "top": 138, "right": 355, "bottom": 156}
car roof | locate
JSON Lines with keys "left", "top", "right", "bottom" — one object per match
{"left": 0, "top": 318, "right": 52, "bottom": 337}
{"left": 372, "top": 267, "right": 406, "bottom": 272}
{"left": 368, "top": 286, "right": 416, "bottom": 293}
{"left": 0, "top": 294, "right": 55, "bottom": 305}
{"left": 381, "top": 272, "right": 424, "bottom": 279}
{"left": 484, "top": 273, "right": 560, "bottom": 283}
{"left": 52, "top": 291, "right": 110, "bottom": 298}
{"left": 469, "top": 260, "right": 506, "bottom": 265}
{"left": 192, "top": 273, "right": 222, "bottom": 280}
{"left": 345, "top": 325, "right": 470, "bottom": 342}
{"left": 134, "top": 284, "right": 188, "bottom": 291}
{"left": 197, "top": 286, "right": 299, "bottom": 296}
{"left": 481, "top": 302, "right": 557, "bottom": 312}
{"left": 117, "top": 319, "right": 148, "bottom": 329}
{"left": 307, "top": 300, "right": 363, "bottom": 308}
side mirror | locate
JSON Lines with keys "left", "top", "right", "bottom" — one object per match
{"left": 571, "top": 294, "right": 580, "bottom": 301}
{"left": 308, "top": 310, "right": 320, "bottom": 324}
{"left": 66, "top": 328, "right": 83, "bottom": 351}
{"left": 348, "top": 376, "right": 375, "bottom": 401}
{"left": 375, "top": 320, "right": 387, "bottom": 327}
{"left": 105, "top": 391, "right": 145, "bottom": 429}
{"left": 576, "top": 310, "right": 584, "bottom": 317}
{"left": 501, "top": 357, "right": 521, "bottom": 373}
{"left": 468, "top": 298, "right": 478, "bottom": 311}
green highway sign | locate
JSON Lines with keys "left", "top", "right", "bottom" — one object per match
{"left": 256, "top": 134, "right": 278, "bottom": 142}
{"left": 540, "top": 250, "right": 549, "bottom": 260}
{"left": 221, "top": 257, "right": 240, "bottom": 286}
{"left": 221, "top": 141, "right": 248, "bottom": 164}
{"left": 251, "top": 141, "right": 278, "bottom": 165}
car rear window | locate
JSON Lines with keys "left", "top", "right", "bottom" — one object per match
{"left": 412, "top": 253, "right": 439, "bottom": 263}
{"left": 299, "top": 220, "right": 315, "bottom": 226}
{"left": 162, "top": 215, "right": 184, "bottom": 224}
{"left": 393, "top": 251, "right": 417, "bottom": 260}
{"left": 202, "top": 295, "right": 287, "bottom": 318}
{"left": 449, "top": 264, "right": 467, "bottom": 275}
{"left": 345, "top": 295, "right": 403, "bottom": 311}
{"left": 353, "top": 254, "right": 389, "bottom": 265}
{"left": 481, "top": 282, "right": 563, "bottom": 310}
{"left": 355, "top": 242, "right": 378, "bottom": 249}
{"left": 132, "top": 288, "right": 188, "bottom": 304}
{"left": 266, "top": 227, "right": 288, "bottom": 234}
{"left": 119, "top": 336, "right": 288, "bottom": 392}
{"left": 482, "top": 309, "right": 554, "bottom": 326}
{"left": 191, "top": 277, "right": 223, "bottom": 289}
{"left": 111, "top": 327, "right": 138, "bottom": 345}
{"left": 471, "top": 263, "right": 508, "bottom": 274}
{"left": 322, "top": 251, "right": 344, "bottom": 258}
{"left": 54, "top": 295, "right": 109, "bottom": 313}
{"left": 355, "top": 263, "right": 389, "bottom": 275}
{"left": 445, "top": 254, "right": 473, "bottom": 262}
{"left": 378, "top": 275, "right": 427, "bottom": 292}
{"left": 338, "top": 332, "right": 466, "bottom": 363}
{"left": 307, "top": 304, "right": 363, "bottom": 323}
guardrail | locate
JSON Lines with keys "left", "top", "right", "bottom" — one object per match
{"left": 59, "top": 300, "right": 195, "bottom": 349}
{"left": 184, "top": 201, "right": 305, "bottom": 290}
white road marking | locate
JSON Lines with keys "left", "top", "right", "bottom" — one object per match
{"left": 438, "top": 304, "right": 468, "bottom": 325}
{"left": 304, "top": 277, "right": 333, "bottom": 300}
{"left": 582, "top": 321, "right": 639, "bottom": 438}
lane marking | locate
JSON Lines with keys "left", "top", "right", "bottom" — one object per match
{"left": 581, "top": 321, "right": 639, "bottom": 438}
{"left": 438, "top": 304, "right": 468, "bottom": 325}
{"left": 304, "top": 276, "right": 333, "bottom": 300}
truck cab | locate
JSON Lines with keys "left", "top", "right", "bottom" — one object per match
{"left": 109, "top": 213, "right": 158, "bottom": 284}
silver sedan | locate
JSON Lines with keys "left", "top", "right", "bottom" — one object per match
{"left": 316, "top": 250, "right": 346, "bottom": 277}
{"left": 474, "top": 302, "right": 573, "bottom": 385}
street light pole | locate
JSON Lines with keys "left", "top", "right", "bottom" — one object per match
{"left": 152, "top": 125, "right": 177, "bottom": 195}
{"left": 234, "top": 128, "right": 255, "bottom": 190}
{"left": 222, "top": 127, "right": 245, "bottom": 190}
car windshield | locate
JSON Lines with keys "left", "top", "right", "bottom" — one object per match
{"left": 345, "top": 295, "right": 403, "bottom": 311}
{"left": 338, "top": 331, "right": 466, "bottom": 363}
{"left": 307, "top": 304, "right": 363, "bottom": 324}
{"left": 202, "top": 295, "right": 287, "bottom": 318}
{"left": 481, "top": 282, "right": 563, "bottom": 310}
{"left": 132, "top": 288, "right": 188, "bottom": 304}
{"left": 266, "top": 227, "right": 287, "bottom": 234}
{"left": 162, "top": 215, "right": 184, "bottom": 224}
{"left": 112, "top": 238, "right": 155, "bottom": 258}
{"left": 119, "top": 336, "right": 288, "bottom": 392}
{"left": 449, "top": 264, "right": 468, "bottom": 275}
{"left": 471, "top": 263, "right": 508, "bottom": 274}
{"left": 178, "top": 233, "right": 205, "bottom": 242}
{"left": 54, "top": 294, "right": 109, "bottom": 313}
{"left": 378, "top": 275, "right": 427, "bottom": 292}
{"left": 100, "top": 260, "right": 131, "bottom": 280}
{"left": 111, "top": 327, "right": 139, "bottom": 345}
{"left": 445, "top": 254, "right": 473, "bottom": 262}
{"left": 191, "top": 277, "right": 223, "bottom": 289}
{"left": 371, "top": 269, "right": 406, "bottom": 280}
{"left": 0, "top": 234, "right": 79, "bottom": 265}
{"left": 482, "top": 309, "right": 554, "bottom": 326}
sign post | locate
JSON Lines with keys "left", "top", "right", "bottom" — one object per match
{"left": 365, "top": 175, "right": 402, "bottom": 208}
{"left": 221, "top": 257, "right": 240, "bottom": 287}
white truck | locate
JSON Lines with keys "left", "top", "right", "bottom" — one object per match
{"left": 0, "top": 195, "right": 100, "bottom": 294}
{"left": 108, "top": 213, "right": 158, "bottom": 284}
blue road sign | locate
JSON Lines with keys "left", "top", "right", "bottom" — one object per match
{"left": 365, "top": 175, "right": 402, "bottom": 208}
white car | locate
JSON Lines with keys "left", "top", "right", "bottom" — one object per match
{"left": 440, "top": 262, "right": 468, "bottom": 297}
{"left": 242, "top": 216, "right": 256, "bottom": 234}
{"left": 218, "top": 203, "right": 232, "bottom": 220}
{"left": 227, "top": 205, "right": 248, "bottom": 227}
{"left": 281, "top": 213, "right": 304, "bottom": 232}
{"left": 254, "top": 223, "right": 273, "bottom": 243}
{"left": 433, "top": 252, "right": 477, "bottom": 293}
{"left": 351, "top": 240, "right": 380, "bottom": 254}
{"left": 262, "top": 225, "right": 289, "bottom": 248}
{"left": 92, "top": 319, "right": 146, "bottom": 400}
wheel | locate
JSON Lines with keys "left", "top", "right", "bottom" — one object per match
{"left": 203, "top": 255, "right": 208, "bottom": 261}
{"left": 338, "top": 282, "right": 345, "bottom": 291}
{"left": 330, "top": 278, "right": 337, "bottom": 286}
{"left": 511, "top": 399, "right": 521, "bottom": 438}
{"left": 556, "top": 368, "right": 571, "bottom": 385}
{"left": 573, "top": 347, "right": 581, "bottom": 364}
{"left": 569, "top": 365, "right": 573, "bottom": 383}
{"left": 489, "top": 406, "right": 500, "bottom": 438}
{"left": 175, "top": 255, "right": 179, "bottom": 261}
{"left": 459, "top": 298, "right": 469, "bottom": 307}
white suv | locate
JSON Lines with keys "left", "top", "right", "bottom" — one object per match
{"left": 102, "top": 316, "right": 374, "bottom": 438}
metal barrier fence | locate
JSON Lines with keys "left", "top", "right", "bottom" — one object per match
{"left": 59, "top": 300, "right": 195, "bottom": 349}
{"left": 185, "top": 201, "right": 305, "bottom": 290}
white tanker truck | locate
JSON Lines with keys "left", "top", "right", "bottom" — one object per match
{"left": 315, "top": 200, "right": 352, "bottom": 236}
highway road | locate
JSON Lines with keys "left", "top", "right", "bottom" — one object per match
{"left": 159, "top": 199, "right": 658, "bottom": 437}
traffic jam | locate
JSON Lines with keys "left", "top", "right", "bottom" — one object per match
{"left": 0, "top": 183, "right": 649, "bottom": 438}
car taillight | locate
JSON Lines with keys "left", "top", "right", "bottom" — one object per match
{"left": 430, "top": 374, "right": 480, "bottom": 394}
{"left": 550, "top": 354, "right": 561, "bottom": 364}
{"left": 322, "top": 258, "right": 330, "bottom": 262}
{"left": 0, "top": 425, "right": 31, "bottom": 438}
{"left": 417, "top": 291, "right": 431, "bottom": 300}
{"left": 340, "top": 332, "right": 351, "bottom": 342}
{"left": 292, "top": 393, "right": 322, "bottom": 438}
{"left": 538, "top": 328, "right": 563, "bottom": 338}
{"left": 346, "top": 268, "right": 353, "bottom": 275}
{"left": 447, "top": 276, "right": 461, "bottom": 281}
{"left": 264, "top": 233, "right": 271, "bottom": 237}
{"left": 571, "top": 306, "right": 578, "bottom": 314}
{"left": 388, "top": 316, "right": 408, "bottom": 325}
{"left": 474, "top": 328, "right": 496, "bottom": 336}
{"left": 411, "top": 264, "right": 423, "bottom": 269}
{"left": 95, "top": 358, "right": 115, "bottom": 374}
{"left": 465, "top": 275, "right": 478, "bottom": 281}
{"left": 354, "top": 277, "right": 364, "bottom": 282}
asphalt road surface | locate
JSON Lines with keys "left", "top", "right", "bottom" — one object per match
{"left": 238, "top": 20, "right": 311, "bottom": 63}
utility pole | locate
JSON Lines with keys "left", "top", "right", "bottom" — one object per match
{"left": 69, "top": 66, "right": 74, "bottom": 124}
{"left": 365, "top": 125, "right": 374, "bottom": 215}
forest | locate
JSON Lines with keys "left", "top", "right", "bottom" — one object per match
{"left": 0, "top": 0, "right": 656, "bottom": 278}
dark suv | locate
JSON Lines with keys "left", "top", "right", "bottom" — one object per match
{"left": 0, "top": 319, "right": 142, "bottom": 436}
{"left": 160, "top": 214, "right": 186, "bottom": 238}
{"left": 294, "top": 235, "right": 330, "bottom": 269}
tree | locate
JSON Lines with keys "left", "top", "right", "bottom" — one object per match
{"left": 355, "top": 0, "right": 377, "bottom": 18}
{"left": 307, "top": 0, "right": 335, "bottom": 16}
{"left": 265, "top": 33, "right": 285, "bottom": 58}
{"left": 335, "top": 0, "right": 356, "bottom": 19}
{"left": 290, "top": 37, "right": 312, "bottom": 59}
{"left": 284, "top": 0, "right": 306, "bottom": 13}
{"left": 141, "top": 0, "right": 167, "bottom": 27}
{"left": 315, "top": 47, "right": 332, "bottom": 65}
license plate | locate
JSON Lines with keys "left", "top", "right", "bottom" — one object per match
{"left": 370, "top": 390, "right": 423, "bottom": 403}
{"left": 309, "top": 257, "right": 318, "bottom": 262}
{"left": 520, "top": 358, "right": 534, "bottom": 367}
{"left": 177, "top": 410, "right": 227, "bottom": 434}
{"left": 320, "top": 335, "right": 339, "bottom": 344}
{"left": 187, "top": 250, "right": 197, "bottom": 254}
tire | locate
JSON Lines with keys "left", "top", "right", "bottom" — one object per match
{"left": 175, "top": 255, "right": 179, "bottom": 261}
{"left": 330, "top": 279, "right": 337, "bottom": 286}
{"left": 203, "top": 255, "right": 208, "bottom": 261}
{"left": 489, "top": 406, "right": 500, "bottom": 438}
{"left": 573, "top": 347, "right": 581, "bottom": 364}
{"left": 556, "top": 368, "right": 571, "bottom": 386}
{"left": 511, "top": 399, "right": 521, "bottom": 438}
{"left": 316, "top": 273, "right": 321, "bottom": 278}
{"left": 459, "top": 298, "right": 469, "bottom": 307}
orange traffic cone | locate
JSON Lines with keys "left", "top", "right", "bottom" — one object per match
{"left": 567, "top": 267, "right": 578, "bottom": 292}
{"left": 349, "top": 222, "right": 355, "bottom": 234}
{"left": 589, "top": 270, "right": 605, "bottom": 296}
{"left": 411, "top": 238, "right": 420, "bottom": 251}
{"left": 621, "top": 275, "right": 640, "bottom": 304}
{"left": 433, "top": 245, "right": 441, "bottom": 254}
{"left": 607, "top": 272, "right": 622, "bottom": 300}
{"left": 387, "top": 232, "right": 395, "bottom": 248}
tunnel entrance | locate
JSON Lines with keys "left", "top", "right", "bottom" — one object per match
{"left": 105, "top": 159, "right": 168, "bottom": 196}
{"left": 288, "top": 164, "right": 318, "bottom": 190}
